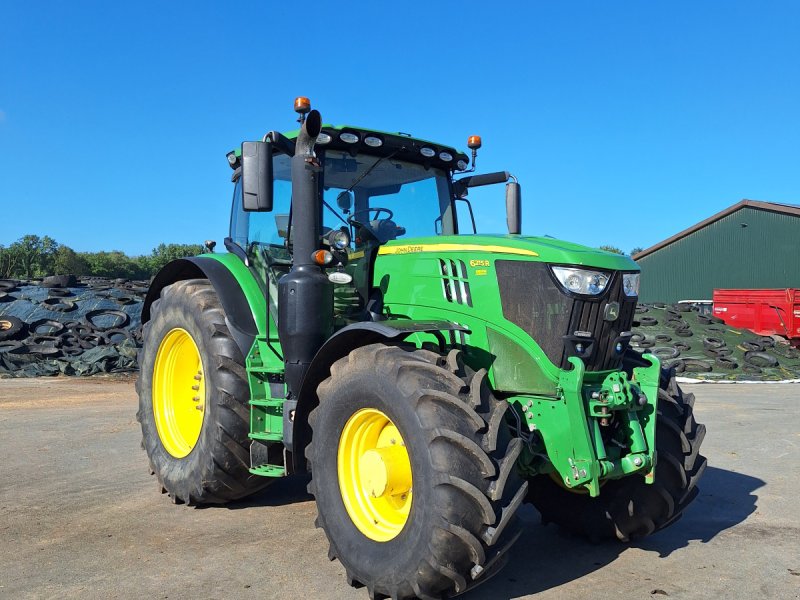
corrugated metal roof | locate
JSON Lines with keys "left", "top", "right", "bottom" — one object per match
{"left": 633, "top": 199, "right": 800, "bottom": 260}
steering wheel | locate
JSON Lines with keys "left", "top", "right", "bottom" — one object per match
{"left": 347, "top": 207, "right": 394, "bottom": 242}
{"left": 347, "top": 207, "right": 394, "bottom": 228}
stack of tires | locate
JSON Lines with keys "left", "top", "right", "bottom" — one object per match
{"left": 0, "top": 277, "right": 145, "bottom": 377}
{"left": 631, "top": 302, "right": 800, "bottom": 380}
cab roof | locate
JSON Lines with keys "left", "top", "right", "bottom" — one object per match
{"left": 230, "top": 124, "right": 469, "bottom": 173}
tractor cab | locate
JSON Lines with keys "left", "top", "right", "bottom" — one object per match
{"left": 225, "top": 118, "right": 513, "bottom": 327}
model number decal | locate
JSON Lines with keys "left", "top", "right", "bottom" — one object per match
{"left": 469, "top": 259, "right": 490, "bottom": 267}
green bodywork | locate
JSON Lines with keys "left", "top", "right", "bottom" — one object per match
{"left": 212, "top": 127, "right": 661, "bottom": 495}
{"left": 197, "top": 253, "right": 287, "bottom": 476}
{"left": 366, "top": 235, "right": 659, "bottom": 497}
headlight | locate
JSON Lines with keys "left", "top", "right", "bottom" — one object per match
{"left": 622, "top": 273, "right": 640, "bottom": 297}
{"left": 551, "top": 266, "right": 610, "bottom": 295}
{"left": 339, "top": 132, "right": 359, "bottom": 144}
{"left": 327, "top": 228, "right": 351, "bottom": 250}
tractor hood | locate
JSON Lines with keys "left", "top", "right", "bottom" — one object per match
{"left": 378, "top": 235, "right": 639, "bottom": 271}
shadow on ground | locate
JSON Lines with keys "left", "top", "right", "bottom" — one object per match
{"left": 216, "top": 473, "right": 314, "bottom": 509}
{"left": 462, "top": 466, "right": 765, "bottom": 599}
{"left": 195, "top": 466, "right": 763, "bottom": 599}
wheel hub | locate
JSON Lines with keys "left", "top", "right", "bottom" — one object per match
{"left": 152, "top": 327, "right": 205, "bottom": 458}
{"left": 359, "top": 446, "right": 412, "bottom": 498}
{"left": 338, "top": 408, "right": 413, "bottom": 541}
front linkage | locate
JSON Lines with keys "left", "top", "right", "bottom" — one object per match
{"left": 512, "top": 353, "right": 661, "bottom": 496}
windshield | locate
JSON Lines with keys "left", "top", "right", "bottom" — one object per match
{"left": 230, "top": 150, "right": 457, "bottom": 259}
{"left": 321, "top": 150, "right": 455, "bottom": 244}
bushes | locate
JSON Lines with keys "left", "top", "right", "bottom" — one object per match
{"left": 0, "top": 235, "right": 204, "bottom": 280}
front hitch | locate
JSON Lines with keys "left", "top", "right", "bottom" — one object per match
{"left": 514, "top": 355, "right": 660, "bottom": 497}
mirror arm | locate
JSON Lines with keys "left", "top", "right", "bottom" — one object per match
{"left": 264, "top": 131, "right": 296, "bottom": 157}
{"left": 453, "top": 171, "right": 511, "bottom": 197}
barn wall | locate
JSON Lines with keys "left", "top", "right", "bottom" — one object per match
{"left": 637, "top": 207, "right": 800, "bottom": 303}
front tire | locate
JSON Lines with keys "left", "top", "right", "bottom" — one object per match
{"left": 308, "top": 344, "right": 527, "bottom": 600}
{"left": 136, "top": 279, "right": 267, "bottom": 505}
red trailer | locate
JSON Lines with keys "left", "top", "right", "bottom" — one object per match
{"left": 713, "top": 288, "right": 800, "bottom": 342}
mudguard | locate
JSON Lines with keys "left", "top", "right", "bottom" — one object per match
{"left": 142, "top": 256, "right": 261, "bottom": 358}
{"left": 289, "top": 320, "right": 470, "bottom": 472}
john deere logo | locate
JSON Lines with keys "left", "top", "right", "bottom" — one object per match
{"left": 604, "top": 302, "right": 620, "bottom": 321}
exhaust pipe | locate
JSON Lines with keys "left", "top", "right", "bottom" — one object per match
{"left": 278, "top": 109, "right": 334, "bottom": 397}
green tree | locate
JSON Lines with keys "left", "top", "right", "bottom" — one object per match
{"left": 0, "top": 235, "right": 204, "bottom": 280}
{"left": 149, "top": 243, "right": 204, "bottom": 273}
{"left": 598, "top": 245, "right": 624, "bottom": 255}
{"left": 133, "top": 255, "right": 153, "bottom": 278}
{"left": 80, "top": 251, "right": 139, "bottom": 279}
{"left": 52, "top": 245, "right": 89, "bottom": 275}
{"left": 0, "top": 244, "right": 21, "bottom": 278}
{"left": 10, "top": 235, "right": 59, "bottom": 278}
{"left": 37, "top": 236, "right": 59, "bottom": 275}
{"left": 630, "top": 247, "right": 644, "bottom": 256}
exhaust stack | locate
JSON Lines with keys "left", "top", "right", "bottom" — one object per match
{"left": 278, "top": 108, "right": 334, "bottom": 397}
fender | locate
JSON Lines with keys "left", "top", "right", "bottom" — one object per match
{"left": 142, "top": 255, "right": 263, "bottom": 358}
{"left": 289, "top": 320, "right": 470, "bottom": 472}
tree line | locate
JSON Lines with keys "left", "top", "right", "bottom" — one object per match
{"left": 0, "top": 235, "right": 205, "bottom": 280}
{"left": 599, "top": 245, "right": 644, "bottom": 256}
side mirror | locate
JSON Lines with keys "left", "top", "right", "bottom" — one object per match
{"left": 505, "top": 182, "right": 521, "bottom": 235}
{"left": 241, "top": 141, "right": 273, "bottom": 211}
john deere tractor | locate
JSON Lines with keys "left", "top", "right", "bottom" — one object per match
{"left": 137, "top": 99, "right": 706, "bottom": 599}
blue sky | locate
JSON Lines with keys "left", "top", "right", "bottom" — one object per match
{"left": 1, "top": 1, "right": 798, "bottom": 256}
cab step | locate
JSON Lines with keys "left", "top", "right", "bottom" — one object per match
{"left": 249, "top": 439, "right": 286, "bottom": 478}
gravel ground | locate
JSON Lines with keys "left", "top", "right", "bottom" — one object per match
{"left": 0, "top": 378, "right": 798, "bottom": 600}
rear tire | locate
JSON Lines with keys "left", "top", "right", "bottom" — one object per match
{"left": 308, "top": 344, "right": 526, "bottom": 599}
{"left": 136, "top": 279, "right": 268, "bottom": 505}
{"left": 0, "top": 316, "right": 26, "bottom": 341}
{"left": 526, "top": 369, "right": 706, "bottom": 542}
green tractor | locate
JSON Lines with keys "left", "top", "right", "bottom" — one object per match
{"left": 137, "top": 98, "right": 706, "bottom": 599}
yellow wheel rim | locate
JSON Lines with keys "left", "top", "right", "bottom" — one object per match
{"left": 338, "top": 408, "right": 413, "bottom": 542}
{"left": 152, "top": 327, "right": 206, "bottom": 458}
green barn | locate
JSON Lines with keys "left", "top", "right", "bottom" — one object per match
{"left": 633, "top": 199, "right": 800, "bottom": 303}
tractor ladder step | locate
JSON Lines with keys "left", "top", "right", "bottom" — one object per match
{"left": 249, "top": 439, "right": 286, "bottom": 477}
{"left": 249, "top": 399, "right": 283, "bottom": 408}
{"left": 248, "top": 366, "right": 285, "bottom": 375}
{"left": 249, "top": 464, "right": 285, "bottom": 477}
{"left": 249, "top": 432, "right": 283, "bottom": 441}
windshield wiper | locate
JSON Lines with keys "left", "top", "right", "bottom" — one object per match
{"left": 322, "top": 199, "right": 349, "bottom": 227}
{"left": 344, "top": 147, "right": 403, "bottom": 194}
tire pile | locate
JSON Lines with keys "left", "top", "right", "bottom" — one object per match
{"left": 0, "top": 275, "right": 146, "bottom": 378}
{"left": 2, "top": 278, "right": 798, "bottom": 381}
{"left": 632, "top": 302, "right": 800, "bottom": 381}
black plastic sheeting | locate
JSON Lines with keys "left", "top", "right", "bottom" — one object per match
{"left": 0, "top": 279, "right": 145, "bottom": 377}
{"left": 3, "top": 278, "right": 798, "bottom": 382}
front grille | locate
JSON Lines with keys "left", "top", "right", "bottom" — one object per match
{"left": 495, "top": 261, "right": 636, "bottom": 371}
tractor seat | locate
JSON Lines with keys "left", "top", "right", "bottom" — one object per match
{"left": 369, "top": 219, "right": 406, "bottom": 243}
